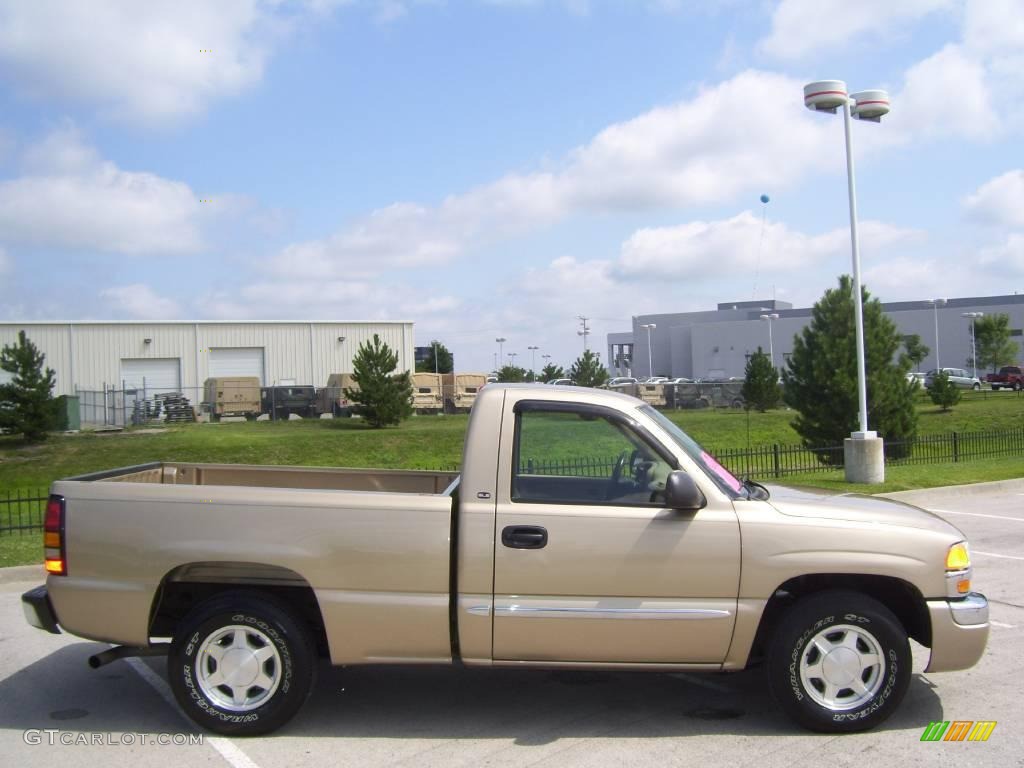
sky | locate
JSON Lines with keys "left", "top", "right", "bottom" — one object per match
{"left": 0, "top": 0, "right": 1022, "bottom": 373}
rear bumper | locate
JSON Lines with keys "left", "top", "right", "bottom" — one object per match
{"left": 925, "top": 592, "right": 988, "bottom": 673}
{"left": 22, "top": 585, "right": 61, "bottom": 634}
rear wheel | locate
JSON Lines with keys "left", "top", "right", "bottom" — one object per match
{"left": 973, "top": 383, "right": 981, "bottom": 391}
{"left": 168, "top": 591, "right": 316, "bottom": 736}
{"left": 767, "top": 590, "right": 910, "bottom": 733}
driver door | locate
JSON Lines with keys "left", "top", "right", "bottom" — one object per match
{"left": 492, "top": 400, "right": 741, "bottom": 664}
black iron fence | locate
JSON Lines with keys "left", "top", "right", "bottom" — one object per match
{"left": 711, "top": 427, "right": 1024, "bottom": 479}
{"left": 0, "top": 488, "right": 47, "bottom": 536}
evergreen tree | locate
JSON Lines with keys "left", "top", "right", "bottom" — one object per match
{"left": 782, "top": 276, "right": 917, "bottom": 462}
{"left": 974, "top": 314, "right": 1019, "bottom": 373}
{"left": 902, "top": 334, "right": 929, "bottom": 372}
{"left": 0, "top": 331, "right": 57, "bottom": 442}
{"left": 415, "top": 341, "right": 454, "bottom": 374}
{"left": 741, "top": 347, "right": 780, "bottom": 412}
{"left": 539, "top": 363, "right": 565, "bottom": 382}
{"left": 926, "top": 370, "right": 961, "bottom": 412}
{"left": 345, "top": 334, "right": 413, "bottom": 428}
{"left": 569, "top": 350, "right": 609, "bottom": 388}
{"left": 497, "top": 365, "right": 528, "bottom": 383}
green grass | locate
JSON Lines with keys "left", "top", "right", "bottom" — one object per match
{"left": 777, "top": 455, "right": 1024, "bottom": 494}
{"left": 0, "top": 534, "right": 43, "bottom": 568}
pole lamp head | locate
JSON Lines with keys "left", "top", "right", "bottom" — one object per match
{"left": 850, "top": 90, "right": 890, "bottom": 122}
{"left": 804, "top": 80, "right": 848, "bottom": 113}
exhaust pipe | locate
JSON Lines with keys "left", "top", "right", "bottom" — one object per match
{"left": 88, "top": 643, "right": 170, "bottom": 669}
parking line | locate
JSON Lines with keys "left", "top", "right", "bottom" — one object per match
{"left": 973, "top": 550, "right": 1024, "bottom": 561}
{"left": 927, "top": 509, "right": 1024, "bottom": 523}
{"left": 125, "top": 656, "right": 262, "bottom": 768}
{"left": 991, "top": 621, "right": 1016, "bottom": 629}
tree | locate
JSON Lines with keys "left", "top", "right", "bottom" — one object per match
{"left": 741, "top": 347, "right": 780, "bottom": 412}
{"left": 902, "top": 334, "right": 929, "bottom": 372}
{"left": 569, "top": 350, "right": 609, "bottom": 388}
{"left": 415, "top": 341, "right": 453, "bottom": 374}
{"left": 926, "top": 370, "right": 961, "bottom": 412}
{"left": 0, "top": 331, "right": 57, "bottom": 442}
{"left": 782, "top": 276, "right": 917, "bottom": 461}
{"left": 974, "top": 314, "right": 1019, "bottom": 373}
{"left": 539, "top": 363, "right": 565, "bottom": 383}
{"left": 497, "top": 365, "right": 528, "bottom": 383}
{"left": 345, "top": 334, "right": 413, "bottom": 428}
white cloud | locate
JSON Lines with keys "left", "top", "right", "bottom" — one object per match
{"left": 964, "top": 170, "right": 1024, "bottom": 228}
{"left": 100, "top": 284, "right": 183, "bottom": 320}
{"left": 893, "top": 44, "right": 1000, "bottom": 141}
{"left": 759, "top": 0, "right": 953, "bottom": 60}
{"left": 612, "top": 212, "right": 924, "bottom": 281}
{"left": 0, "top": 125, "right": 207, "bottom": 255}
{"left": 977, "top": 233, "right": 1024, "bottom": 272}
{"left": 266, "top": 70, "right": 835, "bottom": 277}
{"left": 0, "top": 1, "right": 320, "bottom": 123}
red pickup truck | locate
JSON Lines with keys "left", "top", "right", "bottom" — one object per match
{"left": 986, "top": 366, "right": 1024, "bottom": 391}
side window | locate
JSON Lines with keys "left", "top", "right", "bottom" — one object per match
{"left": 512, "top": 406, "right": 675, "bottom": 506}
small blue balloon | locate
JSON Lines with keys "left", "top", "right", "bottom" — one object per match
{"left": 760, "top": 194, "right": 770, "bottom": 204}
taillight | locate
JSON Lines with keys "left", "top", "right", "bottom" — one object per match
{"left": 44, "top": 494, "right": 66, "bottom": 576}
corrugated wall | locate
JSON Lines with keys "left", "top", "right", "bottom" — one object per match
{"left": 0, "top": 322, "right": 414, "bottom": 395}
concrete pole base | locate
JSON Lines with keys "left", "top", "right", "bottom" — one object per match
{"left": 844, "top": 435, "right": 885, "bottom": 484}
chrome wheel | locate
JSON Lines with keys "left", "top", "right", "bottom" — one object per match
{"left": 196, "top": 625, "right": 282, "bottom": 712}
{"left": 798, "top": 624, "right": 884, "bottom": 711}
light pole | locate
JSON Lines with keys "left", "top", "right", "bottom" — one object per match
{"left": 927, "top": 299, "right": 946, "bottom": 369}
{"left": 641, "top": 323, "right": 656, "bottom": 378}
{"left": 495, "top": 337, "right": 506, "bottom": 373}
{"left": 507, "top": 352, "right": 518, "bottom": 373}
{"left": 577, "top": 316, "right": 591, "bottom": 353}
{"left": 962, "top": 312, "right": 984, "bottom": 379}
{"left": 759, "top": 313, "right": 779, "bottom": 367}
{"left": 804, "top": 80, "right": 890, "bottom": 482}
{"left": 432, "top": 340, "right": 439, "bottom": 375}
{"left": 527, "top": 346, "right": 539, "bottom": 381}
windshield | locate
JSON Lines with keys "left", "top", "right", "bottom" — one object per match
{"left": 639, "top": 405, "right": 744, "bottom": 499}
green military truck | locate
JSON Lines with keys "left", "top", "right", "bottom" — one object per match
{"left": 261, "top": 385, "right": 318, "bottom": 420}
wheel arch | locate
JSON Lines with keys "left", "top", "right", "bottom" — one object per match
{"left": 746, "top": 573, "right": 930, "bottom": 666}
{"left": 150, "top": 561, "right": 328, "bottom": 656}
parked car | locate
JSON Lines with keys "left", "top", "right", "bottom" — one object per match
{"left": 906, "top": 372, "right": 926, "bottom": 387}
{"left": 607, "top": 377, "right": 638, "bottom": 387}
{"left": 986, "top": 365, "right": 1024, "bottom": 391}
{"left": 548, "top": 378, "right": 574, "bottom": 386}
{"left": 23, "top": 383, "right": 988, "bottom": 736}
{"left": 924, "top": 368, "right": 981, "bottom": 390}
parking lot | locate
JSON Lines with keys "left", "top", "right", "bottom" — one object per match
{"left": 1, "top": 480, "right": 1022, "bottom": 768}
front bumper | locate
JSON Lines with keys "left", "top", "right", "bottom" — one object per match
{"left": 22, "top": 585, "right": 61, "bottom": 634}
{"left": 925, "top": 592, "right": 989, "bottom": 673}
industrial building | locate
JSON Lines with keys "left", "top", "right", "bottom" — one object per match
{"left": 609, "top": 294, "right": 1024, "bottom": 380}
{"left": 0, "top": 321, "right": 415, "bottom": 396}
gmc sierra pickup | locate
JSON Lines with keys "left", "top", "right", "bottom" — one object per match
{"left": 22, "top": 384, "right": 989, "bottom": 736}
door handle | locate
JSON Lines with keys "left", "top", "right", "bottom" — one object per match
{"left": 501, "top": 525, "right": 548, "bottom": 549}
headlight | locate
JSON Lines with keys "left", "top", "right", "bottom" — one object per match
{"left": 946, "top": 542, "right": 971, "bottom": 571}
{"left": 945, "top": 542, "right": 972, "bottom": 597}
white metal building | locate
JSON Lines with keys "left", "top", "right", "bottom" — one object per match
{"left": 0, "top": 321, "right": 415, "bottom": 396}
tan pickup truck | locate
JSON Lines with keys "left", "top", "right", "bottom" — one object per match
{"left": 22, "top": 384, "right": 988, "bottom": 736}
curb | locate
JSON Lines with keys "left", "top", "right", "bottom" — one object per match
{"left": 879, "top": 477, "right": 1024, "bottom": 503}
{"left": 0, "top": 564, "right": 45, "bottom": 585}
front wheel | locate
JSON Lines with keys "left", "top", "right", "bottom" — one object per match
{"left": 767, "top": 590, "right": 910, "bottom": 733}
{"left": 973, "top": 383, "right": 981, "bottom": 391}
{"left": 168, "top": 591, "right": 316, "bottom": 736}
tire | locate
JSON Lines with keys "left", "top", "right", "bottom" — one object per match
{"left": 168, "top": 591, "right": 316, "bottom": 736}
{"left": 1014, "top": 382, "right": 1022, "bottom": 392}
{"left": 991, "top": 385, "right": 1000, "bottom": 391}
{"left": 972, "top": 383, "right": 980, "bottom": 391}
{"left": 767, "top": 590, "right": 910, "bottom": 733}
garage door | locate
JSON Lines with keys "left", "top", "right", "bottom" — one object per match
{"left": 119, "top": 358, "right": 181, "bottom": 395}
{"left": 208, "top": 348, "right": 265, "bottom": 383}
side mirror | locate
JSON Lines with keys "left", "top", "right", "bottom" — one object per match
{"left": 664, "top": 471, "right": 706, "bottom": 511}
